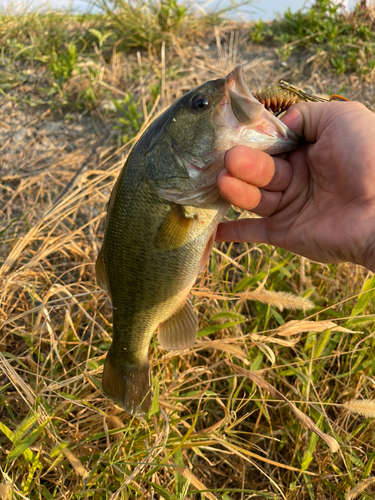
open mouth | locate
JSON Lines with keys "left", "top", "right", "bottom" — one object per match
{"left": 223, "top": 66, "right": 301, "bottom": 144}
{"left": 151, "top": 66, "right": 302, "bottom": 208}
{"left": 226, "top": 66, "right": 256, "bottom": 103}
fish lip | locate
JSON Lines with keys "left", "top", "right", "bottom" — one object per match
{"left": 226, "top": 66, "right": 254, "bottom": 99}
{"left": 285, "top": 126, "right": 301, "bottom": 142}
{"left": 224, "top": 65, "right": 302, "bottom": 144}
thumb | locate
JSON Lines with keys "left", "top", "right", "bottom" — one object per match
{"left": 280, "top": 101, "right": 332, "bottom": 143}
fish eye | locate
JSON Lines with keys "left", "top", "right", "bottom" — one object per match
{"left": 190, "top": 94, "right": 210, "bottom": 111}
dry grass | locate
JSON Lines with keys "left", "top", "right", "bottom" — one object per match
{"left": 1, "top": 4, "right": 375, "bottom": 500}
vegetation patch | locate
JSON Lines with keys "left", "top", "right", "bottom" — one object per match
{"left": 250, "top": 0, "right": 375, "bottom": 75}
{"left": 1, "top": 1, "right": 375, "bottom": 499}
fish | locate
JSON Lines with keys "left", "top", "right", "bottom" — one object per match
{"left": 96, "top": 66, "right": 300, "bottom": 414}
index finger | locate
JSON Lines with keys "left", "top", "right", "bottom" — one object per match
{"left": 224, "top": 145, "right": 293, "bottom": 193}
{"left": 224, "top": 146, "right": 275, "bottom": 188}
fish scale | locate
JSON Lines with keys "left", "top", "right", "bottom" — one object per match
{"left": 98, "top": 157, "right": 228, "bottom": 412}
{"left": 97, "top": 66, "right": 300, "bottom": 414}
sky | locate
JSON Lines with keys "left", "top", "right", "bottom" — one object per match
{"left": 1, "top": 0, "right": 358, "bottom": 21}
{"left": 70, "top": 0, "right": 311, "bottom": 21}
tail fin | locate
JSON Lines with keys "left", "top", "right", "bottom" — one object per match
{"left": 102, "top": 350, "right": 151, "bottom": 415}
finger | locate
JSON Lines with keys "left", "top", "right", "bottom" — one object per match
{"left": 215, "top": 219, "right": 270, "bottom": 244}
{"left": 225, "top": 146, "right": 292, "bottom": 192}
{"left": 217, "top": 170, "right": 285, "bottom": 215}
{"left": 252, "top": 189, "right": 283, "bottom": 217}
{"left": 281, "top": 101, "right": 360, "bottom": 143}
{"left": 281, "top": 102, "right": 324, "bottom": 142}
{"left": 263, "top": 157, "right": 292, "bottom": 192}
{"left": 225, "top": 146, "right": 274, "bottom": 187}
{"left": 217, "top": 170, "right": 261, "bottom": 210}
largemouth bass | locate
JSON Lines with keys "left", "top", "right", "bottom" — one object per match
{"left": 96, "top": 66, "right": 300, "bottom": 414}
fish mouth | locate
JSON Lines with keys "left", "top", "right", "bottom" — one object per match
{"left": 218, "top": 65, "right": 301, "bottom": 149}
{"left": 152, "top": 67, "right": 302, "bottom": 208}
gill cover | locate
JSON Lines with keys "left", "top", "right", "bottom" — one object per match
{"left": 146, "top": 66, "right": 300, "bottom": 207}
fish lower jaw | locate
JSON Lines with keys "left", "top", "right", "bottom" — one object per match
{"left": 215, "top": 125, "right": 296, "bottom": 155}
{"left": 214, "top": 88, "right": 300, "bottom": 154}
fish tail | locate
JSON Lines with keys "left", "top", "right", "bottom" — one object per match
{"left": 102, "top": 349, "right": 151, "bottom": 415}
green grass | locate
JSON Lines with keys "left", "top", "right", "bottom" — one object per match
{"left": 1, "top": 1, "right": 375, "bottom": 499}
{"left": 250, "top": 0, "right": 375, "bottom": 76}
{"left": 0, "top": 0, "right": 240, "bottom": 116}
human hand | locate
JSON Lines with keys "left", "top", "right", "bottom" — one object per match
{"left": 216, "top": 101, "right": 375, "bottom": 271}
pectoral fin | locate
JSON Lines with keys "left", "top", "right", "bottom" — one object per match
{"left": 155, "top": 204, "right": 195, "bottom": 250}
{"left": 158, "top": 299, "right": 198, "bottom": 350}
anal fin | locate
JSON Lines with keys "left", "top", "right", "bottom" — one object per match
{"left": 102, "top": 349, "right": 151, "bottom": 415}
{"left": 158, "top": 299, "right": 198, "bottom": 351}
